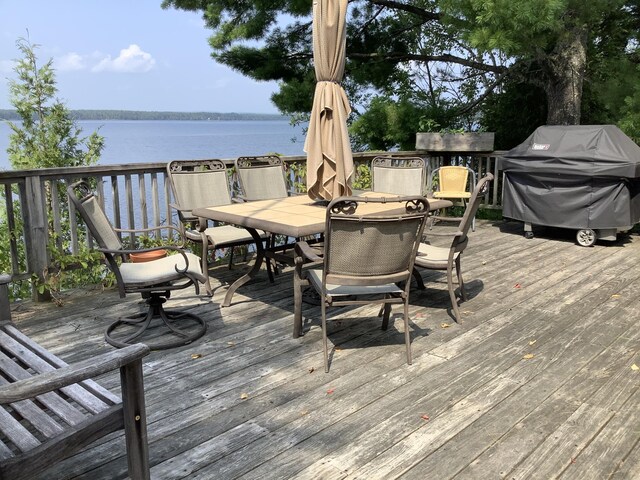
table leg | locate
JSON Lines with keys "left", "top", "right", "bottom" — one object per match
{"left": 222, "top": 227, "right": 265, "bottom": 307}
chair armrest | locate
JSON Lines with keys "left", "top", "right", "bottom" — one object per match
{"left": 295, "top": 241, "right": 323, "bottom": 264}
{"left": 0, "top": 343, "right": 150, "bottom": 404}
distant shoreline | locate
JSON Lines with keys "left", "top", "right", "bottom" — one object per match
{"left": 0, "top": 109, "right": 287, "bottom": 122}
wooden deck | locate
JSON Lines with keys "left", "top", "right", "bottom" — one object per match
{"left": 9, "top": 220, "right": 640, "bottom": 479}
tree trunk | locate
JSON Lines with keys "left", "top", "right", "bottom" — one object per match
{"left": 545, "top": 27, "right": 587, "bottom": 125}
{"left": 544, "top": 25, "right": 588, "bottom": 125}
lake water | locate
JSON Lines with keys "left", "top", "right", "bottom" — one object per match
{"left": 0, "top": 119, "right": 308, "bottom": 169}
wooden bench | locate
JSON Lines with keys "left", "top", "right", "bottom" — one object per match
{"left": 0, "top": 276, "right": 151, "bottom": 480}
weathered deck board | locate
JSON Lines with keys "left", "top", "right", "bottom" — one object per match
{"left": 8, "top": 220, "right": 640, "bottom": 479}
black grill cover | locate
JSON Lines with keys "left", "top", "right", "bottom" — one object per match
{"left": 499, "top": 125, "right": 640, "bottom": 230}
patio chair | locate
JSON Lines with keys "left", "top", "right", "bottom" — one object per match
{"left": 235, "top": 155, "right": 304, "bottom": 281}
{"left": 371, "top": 155, "right": 427, "bottom": 195}
{"left": 293, "top": 195, "right": 430, "bottom": 372}
{"left": 167, "top": 159, "right": 268, "bottom": 293}
{"left": 415, "top": 173, "right": 493, "bottom": 323}
{"left": 234, "top": 155, "right": 290, "bottom": 201}
{"left": 68, "top": 181, "right": 208, "bottom": 350}
{"left": 429, "top": 165, "right": 477, "bottom": 231}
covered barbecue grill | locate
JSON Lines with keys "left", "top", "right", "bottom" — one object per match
{"left": 499, "top": 125, "right": 640, "bottom": 246}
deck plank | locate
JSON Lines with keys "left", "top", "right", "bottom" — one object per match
{"left": 6, "top": 220, "right": 639, "bottom": 480}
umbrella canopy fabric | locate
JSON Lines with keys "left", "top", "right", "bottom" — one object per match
{"left": 304, "top": 0, "right": 354, "bottom": 201}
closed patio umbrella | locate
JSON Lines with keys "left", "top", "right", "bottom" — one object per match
{"left": 304, "top": 0, "right": 353, "bottom": 201}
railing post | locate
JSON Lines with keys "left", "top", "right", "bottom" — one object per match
{"left": 22, "top": 175, "right": 51, "bottom": 302}
{"left": 0, "top": 274, "right": 11, "bottom": 321}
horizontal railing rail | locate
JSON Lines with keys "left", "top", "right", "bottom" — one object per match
{"left": 0, "top": 150, "right": 505, "bottom": 300}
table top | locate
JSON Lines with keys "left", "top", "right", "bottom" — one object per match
{"left": 193, "top": 192, "right": 452, "bottom": 238}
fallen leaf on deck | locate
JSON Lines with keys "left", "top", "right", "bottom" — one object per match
{"left": 308, "top": 367, "right": 315, "bottom": 374}
{"left": 632, "top": 364, "right": 639, "bottom": 371}
{"left": 421, "top": 414, "right": 430, "bottom": 421}
{"left": 523, "top": 353, "right": 535, "bottom": 360}
{"left": 191, "top": 353, "right": 202, "bottom": 359}
{"left": 227, "top": 342, "right": 235, "bottom": 347}
{"left": 327, "top": 388, "right": 336, "bottom": 395}
{"left": 611, "top": 294, "right": 621, "bottom": 299}
{"left": 482, "top": 261, "right": 487, "bottom": 265}
{"left": 514, "top": 283, "right": 522, "bottom": 289}
{"left": 529, "top": 340, "right": 537, "bottom": 346}
{"left": 440, "top": 323, "right": 451, "bottom": 329}
{"left": 300, "top": 410, "right": 309, "bottom": 416}
{"left": 414, "top": 313, "right": 427, "bottom": 319}
{"left": 240, "top": 393, "right": 249, "bottom": 400}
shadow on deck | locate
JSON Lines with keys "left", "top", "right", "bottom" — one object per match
{"left": 9, "top": 220, "right": 640, "bottom": 479}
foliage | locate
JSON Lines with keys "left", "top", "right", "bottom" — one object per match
{"left": 162, "top": 0, "right": 639, "bottom": 147}
{"left": 1, "top": 38, "right": 107, "bottom": 301}
{"left": 352, "top": 163, "right": 371, "bottom": 191}
{"left": 6, "top": 38, "right": 104, "bottom": 170}
{"left": 617, "top": 65, "right": 640, "bottom": 144}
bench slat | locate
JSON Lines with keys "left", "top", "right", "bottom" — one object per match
{"left": 0, "top": 330, "right": 112, "bottom": 415}
{"left": 0, "top": 376, "right": 65, "bottom": 438}
{"left": 0, "top": 403, "right": 41, "bottom": 454}
{"left": 3, "top": 324, "right": 120, "bottom": 404}
{"left": 0, "top": 352, "right": 87, "bottom": 425}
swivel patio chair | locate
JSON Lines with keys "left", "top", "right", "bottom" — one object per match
{"left": 293, "top": 195, "right": 430, "bottom": 372}
{"left": 68, "top": 181, "right": 208, "bottom": 350}
{"left": 167, "top": 159, "right": 268, "bottom": 294}
{"left": 429, "top": 165, "right": 477, "bottom": 231}
{"left": 371, "top": 155, "right": 427, "bottom": 196}
{"left": 415, "top": 173, "right": 493, "bottom": 323}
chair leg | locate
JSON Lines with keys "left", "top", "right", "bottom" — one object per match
{"left": 321, "top": 301, "right": 330, "bottom": 373}
{"left": 202, "top": 248, "right": 212, "bottom": 296}
{"left": 456, "top": 256, "right": 467, "bottom": 302}
{"left": 447, "top": 263, "right": 462, "bottom": 323}
{"left": 411, "top": 267, "right": 425, "bottom": 290}
{"left": 293, "top": 268, "right": 308, "bottom": 338}
{"left": 403, "top": 299, "right": 412, "bottom": 365}
{"left": 228, "top": 246, "right": 234, "bottom": 269}
{"left": 265, "top": 235, "right": 276, "bottom": 283}
{"left": 381, "top": 302, "right": 391, "bottom": 330}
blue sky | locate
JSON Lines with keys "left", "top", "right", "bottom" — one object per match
{"left": 0, "top": 1, "right": 282, "bottom": 113}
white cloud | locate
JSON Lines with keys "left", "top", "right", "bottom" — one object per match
{"left": 55, "top": 52, "right": 85, "bottom": 71}
{"left": 92, "top": 44, "right": 155, "bottom": 73}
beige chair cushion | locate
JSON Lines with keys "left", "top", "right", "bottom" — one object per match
{"left": 414, "top": 243, "right": 460, "bottom": 269}
{"left": 120, "top": 252, "right": 205, "bottom": 286}
{"left": 306, "top": 269, "right": 403, "bottom": 296}
{"left": 204, "top": 225, "right": 266, "bottom": 245}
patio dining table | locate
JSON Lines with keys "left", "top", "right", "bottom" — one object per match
{"left": 193, "top": 192, "right": 452, "bottom": 312}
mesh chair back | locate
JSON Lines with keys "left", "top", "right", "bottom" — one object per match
{"left": 68, "top": 182, "right": 123, "bottom": 251}
{"left": 236, "top": 156, "right": 289, "bottom": 201}
{"left": 372, "top": 156, "right": 426, "bottom": 195}
{"left": 324, "top": 196, "right": 429, "bottom": 285}
{"left": 168, "top": 160, "right": 232, "bottom": 217}
{"left": 438, "top": 166, "right": 470, "bottom": 193}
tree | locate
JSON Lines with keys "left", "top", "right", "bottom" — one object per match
{"left": 7, "top": 37, "right": 104, "bottom": 170}
{"left": 162, "top": 0, "right": 639, "bottom": 147}
{"left": 3, "top": 37, "right": 106, "bottom": 301}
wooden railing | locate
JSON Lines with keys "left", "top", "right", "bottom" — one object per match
{"left": 0, "top": 150, "right": 505, "bottom": 299}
